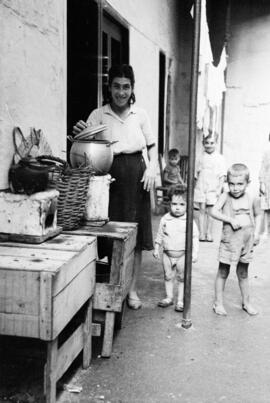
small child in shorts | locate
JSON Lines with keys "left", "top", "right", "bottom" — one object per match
{"left": 194, "top": 131, "right": 226, "bottom": 242}
{"left": 153, "top": 187, "right": 199, "bottom": 312}
{"left": 211, "top": 163, "right": 262, "bottom": 316}
{"left": 163, "top": 148, "right": 185, "bottom": 190}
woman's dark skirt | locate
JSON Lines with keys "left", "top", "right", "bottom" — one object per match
{"left": 108, "top": 152, "right": 153, "bottom": 250}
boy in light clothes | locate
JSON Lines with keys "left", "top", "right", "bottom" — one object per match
{"left": 211, "top": 163, "right": 262, "bottom": 316}
{"left": 194, "top": 131, "right": 226, "bottom": 242}
{"left": 153, "top": 187, "right": 199, "bottom": 312}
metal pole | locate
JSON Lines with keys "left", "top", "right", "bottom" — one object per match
{"left": 182, "top": 0, "right": 202, "bottom": 329}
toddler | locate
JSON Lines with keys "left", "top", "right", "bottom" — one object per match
{"left": 163, "top": 148, "right": 185, "bottom": 190}
{"left": 194, "top": 131, "right": 226, "bottom": 242}
{"left": 211, "top": 163, "right": 262, "bottom": 316}
{"left": 153, "top": 187, "right": 199, "bottom": 312}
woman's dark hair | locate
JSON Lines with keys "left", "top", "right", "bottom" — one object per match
{"left": 105, "top": 64, "right": 136, "bottom": 105}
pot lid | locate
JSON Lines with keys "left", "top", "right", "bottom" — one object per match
{"left": 74, "top": 124, "right": 107, "bottom": 141}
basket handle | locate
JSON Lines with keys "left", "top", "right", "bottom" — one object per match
{"left": 13, "top": 126, "right": 28, "bottom": 160}
{"left": 36, "top": 155, "right": 67, "bottom": 167}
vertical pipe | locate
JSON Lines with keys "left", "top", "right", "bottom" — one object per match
{"left": 182, "top": 0, "right": 202, "bottom": 329}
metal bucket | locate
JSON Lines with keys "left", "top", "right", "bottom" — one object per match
{"left": 84, "top": 174, "right": 113, "bottom": 223}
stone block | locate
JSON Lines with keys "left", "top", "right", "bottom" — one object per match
{"left": 0, "top": 189, "right": 59, "bottom": 236}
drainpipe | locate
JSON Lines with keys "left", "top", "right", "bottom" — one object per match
{"left": 182, "top": 0, "right": 201, "bottom": 329}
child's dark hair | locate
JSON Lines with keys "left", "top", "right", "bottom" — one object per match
{"left": 168, "top": 184, "right": 187, "bottom": 201}
{"left": 168, "top": 148, "right": 180, "bottom": 159}
{"left": 227, "top": 163, "right": 250, "bottom": 182}
{"left": 106, "top": 64, "right": 136, "bottom": 104}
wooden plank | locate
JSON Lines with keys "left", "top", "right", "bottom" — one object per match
{"left": 40, "top": 272, "right": 53, "bottom": 340}
{"left": 0, "top": 255, "right": 63, "bottom": 273}
{"left": 110, "top": 239, "right": 124, "bottom": 284}
{"left": 0, "top": 270, "right": 39, "bottom": 315}
{"left": 52, "top": 239, "right": 96, "bottom": 297}
{"left": 0, "top": 239, "right": 96, "bottom": 276}
{"left": 55, "top": 323, "right": 84, "bottom": 381}
{"left": 45, "top": 338, "right": 58, "bottom": 403}
{"left": 64, "top": 227, "right": 127, "bottom": 240}
{"left": 83, "top": 298, "right": 92, "bottom": 368}
{"left": 52, "top": 262, "right": 95, "bottom": 339}
{"left": 0, "top": 234, "right": 95, "bottom": 252}
{"left": 101, "top": 312, "right": 115, "bottom": 358}
{"left": 0, "top": 312, "right": 39, "bottom": 338}
{"left": 122, "top": 229, "right": 137, "bottom": 259}
{"left": 65, "top": 221, "right": 137, "bottom": 240}
{"left": 92, "top": 322, "right": 101, "bottom": 337}
{"left": 0, "top": 246, "right": 75, "bottom": 261}
{"left": 121, "top": 253, "right": 135, "bottom": 298}
{"left": 93, "top": 283, "right": 123, "bottom": 312}
{"left": 0, "top": 226, "right": 62, "bottom": 244}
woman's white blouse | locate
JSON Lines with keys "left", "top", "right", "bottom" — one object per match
{"left": 86, "top": 104, "right": 155, "bottom": 155}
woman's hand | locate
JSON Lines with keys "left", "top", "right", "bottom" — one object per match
{"left": 72, "top": 120, "right": 88, "bottom": 135}
{"left": 141, "top": 165, "right": 156, "bottom": 192}
{"left": 153, "top": 247, "right": 160, "bottom": 259}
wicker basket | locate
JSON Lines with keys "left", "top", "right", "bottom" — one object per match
{"left": 37, "top": 156, "right": 93, "bottom": 230}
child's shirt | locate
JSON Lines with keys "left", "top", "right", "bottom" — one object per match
{"left": 155, "top": 213, "right": 199, "bottom": 257}
{"left": 220, "top": 192, "right": 261, "bottom": 228}
{"left": 195, "top": 151, "right": 226, "bottom": 192}
{"left": 163, "top": 164, "right": 182, "bottom": 186}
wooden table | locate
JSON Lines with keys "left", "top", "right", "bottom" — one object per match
{"left": 0, "top": 233, "right": 96, "bottom": 403}
{"left": 65, "top": 221, "right": 138, "bottom": 357}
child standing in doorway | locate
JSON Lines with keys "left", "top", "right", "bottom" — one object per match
{"left": 211, "top": 163, "right": 262, "bottom": 316}
{"left": 163, "top": 148, "right": 185, "bottom": 190}
{"left": 153, "top": 187, "right": 199, "bottom": 312}
{"left": 194, "top": 131, "right": 226, "bottom": 242}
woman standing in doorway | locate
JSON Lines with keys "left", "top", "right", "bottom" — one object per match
{"left": 73, "top": 64, "right": 157, "bottom": 309}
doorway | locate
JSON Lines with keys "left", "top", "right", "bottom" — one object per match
{"left": 102, "top": 13, "right": 129, "bottom": 103}
{"left": 67, "top": 1, "right": 129, "bottom": 137}
{"left": 67, "top": 0, "right": 99, "bottom": 136}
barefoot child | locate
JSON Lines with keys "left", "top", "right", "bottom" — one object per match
{"left": 211, "top": 163, "right": 262, "bottom": 316}
{"left": 153, "top": 187, "right": 199, "bottom": 312}
{"left": 194, "top": 131, "right": 226, "bottom": 242}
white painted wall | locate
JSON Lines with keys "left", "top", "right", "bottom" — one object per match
{"left": 0, "top": 0, "right": 66, "bottom": 189}
{"left": 224, "top": 5, "right": 270, "bottom": 194}
{"left": 107, "top": 0, "right": 191, "bottom": 157}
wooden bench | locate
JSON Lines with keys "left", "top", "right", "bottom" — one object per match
{"left": 0, "top": 234, "right": 96, "bottom": 403}
{"left": 65, "top": 221, "right": 138, "bottom": 358}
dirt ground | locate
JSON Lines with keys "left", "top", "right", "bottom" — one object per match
{"left": 1, "top": 215, "right": 270, "bottom": 403}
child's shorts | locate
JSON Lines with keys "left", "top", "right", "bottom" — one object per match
{"left": 194, "top": 187, "right": 217, "bottom": 206}
{"left": 219, "top": 225, "right": 254, "bottom": 265}
{"left": 162, "top": 252, "right": 185, "bottom": 281}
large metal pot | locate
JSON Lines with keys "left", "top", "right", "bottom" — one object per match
{"left": 69, "top": 138, "right": 117, "bottom": 174}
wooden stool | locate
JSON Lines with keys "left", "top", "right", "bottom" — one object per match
{"left": 65, "top": 221, "right": 138, "bottom": 357}
{"left": 0, "top": 234, "right": 96, "bottom": 403}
